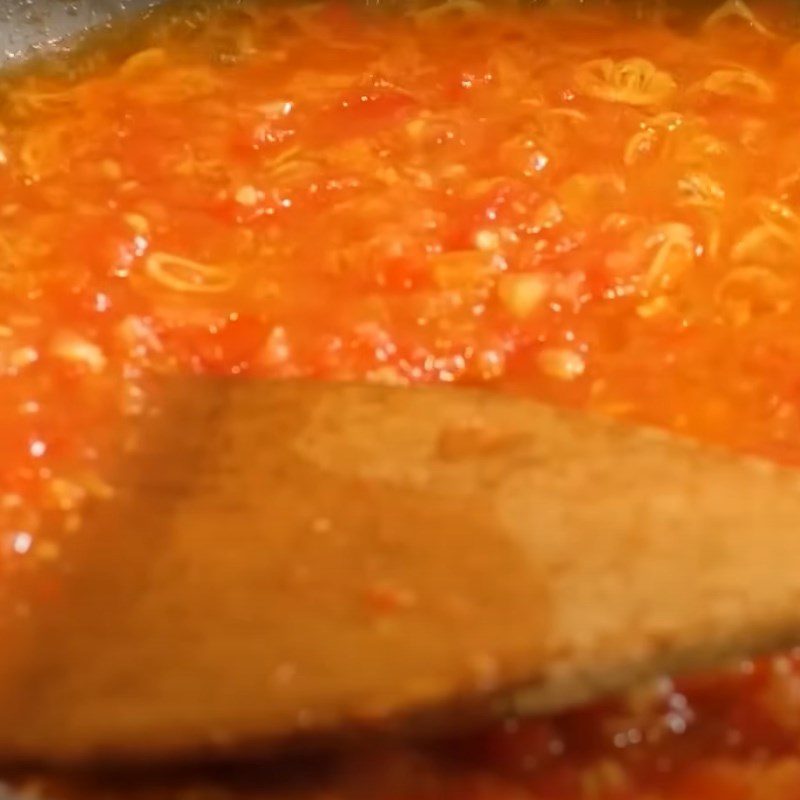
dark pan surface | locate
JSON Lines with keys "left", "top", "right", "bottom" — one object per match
{"left": 0, "top": 0, "right": 163, "bottom": 64}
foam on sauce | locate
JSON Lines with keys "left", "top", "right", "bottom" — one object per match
{"left": 6, "top": 0, "right": 800, "bottom": 796}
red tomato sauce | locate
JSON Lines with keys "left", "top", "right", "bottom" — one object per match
{"left": 6, "top": 1, "right": 800, "bottom": 797}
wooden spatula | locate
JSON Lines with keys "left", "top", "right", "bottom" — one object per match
{"left": 2, "top": 378, "right": 800, "bottom": 767}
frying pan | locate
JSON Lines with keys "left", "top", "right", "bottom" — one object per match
{"left": 0, "top": 0, "right": 748, "bottom": 65}
{"left": 1, "top": 0, "right": 797, "bottom": 796}
{"left": 0, "top": 0, "right": 163, "bottom": 64}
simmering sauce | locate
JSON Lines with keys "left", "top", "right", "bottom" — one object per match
{"left": 6, "top": 0, "right": 800, "bottom": 796}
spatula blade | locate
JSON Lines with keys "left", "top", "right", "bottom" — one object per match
{"left": 1, "top": 379, "right": 800, "bottom": 765}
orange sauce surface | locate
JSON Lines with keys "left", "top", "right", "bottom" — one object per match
{"left": 6, "top": 1, "right": 800, "bottom": 797}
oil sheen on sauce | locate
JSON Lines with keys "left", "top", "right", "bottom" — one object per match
{"left": 5, "top": 1, "right": 800, "bottom": 797}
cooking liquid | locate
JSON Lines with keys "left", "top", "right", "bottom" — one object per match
{"left": 6, "top": 1, "right": 800, "bottom": 796}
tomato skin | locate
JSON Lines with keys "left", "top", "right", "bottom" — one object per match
{"left": 153, "top": 313, "right": 268, "bottom": 375}
{"left": 317, "top": 0, "right": 365, "bottom": 38}
{"left": 311, "top": 84, "right": 417, "bottom": 143}
{"left": 668, "top": 763, "right": 752, "bottom": 800}
{"left": 480, "top": 720, "right": 565, "bottom": 776}
{"left": 232, "top": 120, "right": 296, "bottom": 157}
